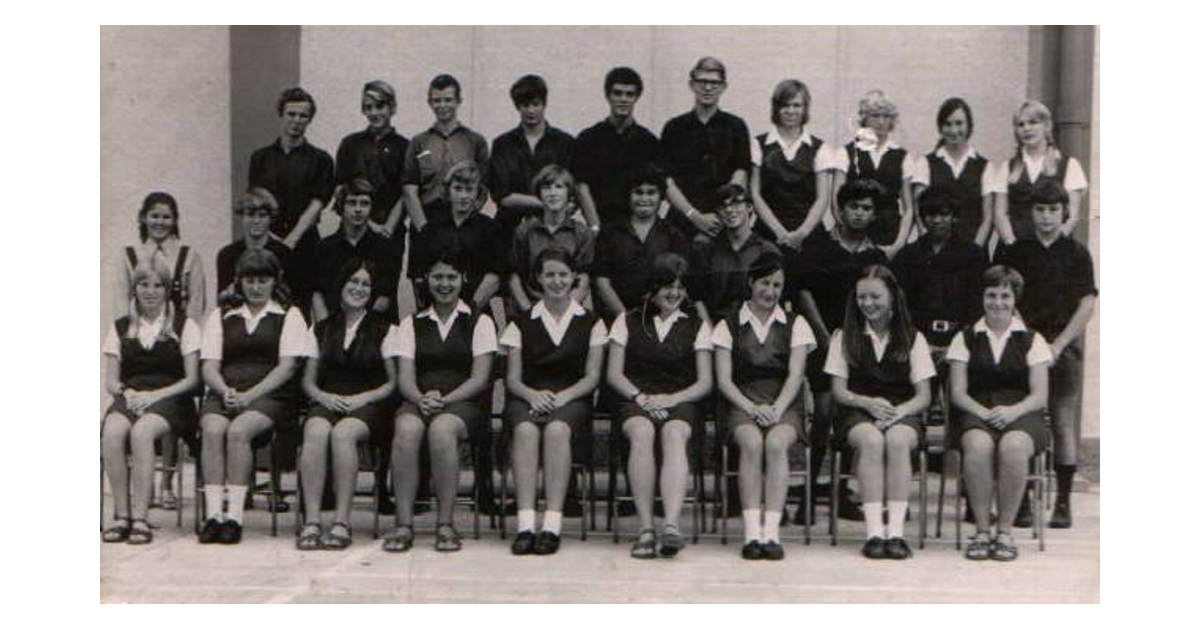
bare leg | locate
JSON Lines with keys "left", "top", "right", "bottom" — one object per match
{"left": 199, "top": 413, "right": 230, "bottom": 487}
{"left": 226, "top": 411, "right": 274, "bottom": 486}
{"left": 884, "top": 424, "right": 918, "bottom": 505}
{"left": 996, "top": 431, "right": 1034, "bottom": 534}
{"left": 763, "top": 424, "right": 798, "bottom": 514}
{"left": 330, "top": 418, "right": 369, "bottom": 526}
{"left": 428, "top": 414, "right": 468, "bottom": 525}
{"left": 101, "top": 413, "right": 133, "bottom": 521}
{"left": 512, "top": 422, "right": 541, "bottom": 514}
{"left": 542, "top": 420, "right": 572, "bottom": 513}
{"left": 391, "top": 413, "right": 426, "bottom": 526}
{"left": 847, "top": 423, "right": 885, "bottom": 503}
{"left": 623, "top": 416, "right": 657, "bottom": 532}
{"left": 300, "top": 417, "right": 332, "bottom": 522}
{"left": 962, "top": 429, "right": 996, "bottom": 536}
{"left": 733, "top": 424, "right": 764, "bottom": 510}
{"left": 659, "top": 420, "right": 692, "bottom": 529}
{"left": 128, "top": 414, "right": 171, "bottom": 521}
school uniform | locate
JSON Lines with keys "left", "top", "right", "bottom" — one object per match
{"left": 750, "top": 129, "right": 836, "bottom": 239}
{"left": 199, "top": 300, "right": 308, "bottom": 427}
{"left": 824, "top": 327, "right": 936, "bottom": 444}
{"left": 994, "top": 150, "right": 1088, "bottom": 242}
{"left": 711, "top": 303, "right": 816, "bottom": 441}
{"left": 102, "top": 310, "right": 202, "bottom": 446}
{"left": 499, "top": 300, "right": 607, "bottom": 432}
{"left": 509, "top": 215, "right": 596, "bottom": 297}
{"left": 569, "top": 118, "right": 662, "bottom": 226}
{"left": 833, "top": 139, "right": 915, "bottom": 245}
{"left": 489, "top": 124, "right": 575, "bottom": 238}
{"left": 593, "top": 218, "right": 693, "bottom": 319}
{"left": 946, "top": 318, "right": 1053, "bottom": 452}
{"left": 402, "top": 123, "right": 490, "bottom": 226}
{"left": 215, "top": 238, "right": 295, "bottom": 297}
{"left": 393, "top": 301, "right": 499, "bottom": 443}
{"left": 910, "top": 147, "right": 1001, "bottom": 242}
{"left": 302, "top": 310, "right": 400, "bottom": 444}
{"left": 608, "top": 308, "right": 713, "bottom": 427}
{"left": 892, "top": 233, "right": 987, "bottom": 347}
{"left": 312, "top": 227, "right": 398, "bottom": 321}
{"left": 335, "top": 126, "right": 411, "bottom": 264}
{"left": 117, "top": 238, "right": 206, "bottom": 320}
{"left": 692, "top": 231, "right": 781, "bottom": 325}
{"left": 661, "top": 109, "right": 752, "bottom": 223}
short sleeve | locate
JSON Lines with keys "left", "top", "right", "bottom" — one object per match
{"left": 814, "top": 143, "right": 837, "bottom": 173}
{"left": 200, "top": 309, "right": 224, "bottom": 361}
{"left": 749, "top": 138, "right": 763, "bottom": 167}
{"left": 300, "top": 325, "right": 320, "bottom": 359}
{"left": 391, "top": 317, "right": 416, "bottom": 359}
{"left": 1027, "top": 332, "right": 1053, "bottom": 367}
{"left": 278, "top": 308, "right": 310, "bottom": 357}
{"left": 102, "top": 324, "right": 121, "bottom": 357}
{"left": 945, "top": 332, "right": 970, "bottom": 363}
{"left": 472, "top": 315, "right": 499, "bottom": 356}
{"left": 910, "top": 156, "right": 931, "bottom": 187}
{"left": 589, "top": 320, "right": 609, "bottom": 347}
{"left": 694, "top": 320, "right": 714, "bottom": 351}
{"left": 830, "top": 145, "right": 850, "bottom": 173}
{"left": 901, "top": 152, "right": 916, "bottom": 181}
{"left": 499, "top": 322, "right": 522, "bottom": 350}
{"left": 981, "top": 161, "right": 1005, "bottom": 195}
{"left": 607, "top": 313, "right": 629, "bottom": 346}
{"left": 710, "top": 320, "right": 733, "bottom": 350}
{"left": 908, "top": 332, "right": 937, "bottom": 383}
{"left": 180, "top": 319, "right": 202, "bottom": 355}
{"left": 823, "top": 329, "right": 848, "bottom": 378}
{"left": 790, "top": 316, "right": 817, "bottom": 351}
{"left": 381, "top": 324, "right": 404, "bottom": 359}
{"left": 1064, "top": 157, "right": 1088, "bottom": 192}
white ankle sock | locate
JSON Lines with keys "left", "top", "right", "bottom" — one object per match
{"left": 225, "top": 485, "right": 248, "bottom": 524}
{"left": 205, "top": 486, "right": 225, "bottom": 520}
{"left": 886, "top": 500, "right": 908, "bottom": 539}
{"left": 762, "top": 511, "right": 782, "bottom": 542}
{"left": 742, "top": 509, "right": 762, "bottom": 543}
{"left": 517, "top": 509, "right": 536, "bottom": 533}
{"left": 542, "top": 511, "right": 563, "bottom": 535}
{"left": 864, "top": 502, "right": 885, "bottom": 539}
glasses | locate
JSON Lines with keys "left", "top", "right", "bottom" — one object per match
{"left": 693, "top": 78, "right": 725, "bottom": 88}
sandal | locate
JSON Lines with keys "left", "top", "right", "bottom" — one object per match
{"left": 989, "top": 532, "right": 1019, "bottom": 562}
{"left": 296, "top": 522, "right": 323, "bottom": 551}
{"left": 964, "top": 532, "right": 991, "bottom": 561}
{"left": 102, "top": 518, "right": 131, "bottom": 543}
{"left": 630, "top": 528, "right": 657, "bottom": 559}
{"left": 158, "top": 489, "right": 179, "bottom": 511}
{"left": 659, "top": 524, "right": 686, "bottom": 558}
{"left": 127, "top": 519, "right": 153, "bottom": 545}
{"left": 321, "top": 521, "right": 352, "bottom": 550}
{"left": 382, "top": 525, "right": 414, "bottom": 553}
{"left": 434, "top": 523, "right": 463, "bottom": 553}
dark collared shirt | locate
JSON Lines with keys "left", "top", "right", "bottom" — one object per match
{"left": 490, "top": 125, "right": 575, "bottom": 203}
{"left": 893, "top": 234, "right": 987, "bottom": 343}
{"left": 408, "top": 211, "right": 504, "bottom": 301}
{"left": 693, "top": 231, "right": 780, "bottom": 323}
{"left": 593, "top": 218, "right": 694, "bottom": 314}
{"left": 570, "top": 119, "right": 662, "bottom": 226}
{"left": 793, "top": 227, "right": 888, "bottom": 333}
{"left": 994, "top": 236, "right": 1098, "bottom": 342}
{"left": 661, "top": 109, "right": 752, "bottom": 212}
{"left": 216, "top": 238, "right": 295, "bottom": 296}
{"left": 510, "top": 215, "right": 596, "bottom": 288}
{"left": 335, "top": 127, "right": 410, "bottom": 225}
{"left": 313, "top": 228, "right": 398, "bottom": 317}
{"left": 402, "top": 123, "right": 490, "bottom": 210}
{"left": 248, "top": 139, "right": 336, "bottom": 239}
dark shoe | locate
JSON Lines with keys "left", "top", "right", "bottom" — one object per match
{"left": 296, "top": 522, "right": 323, "bottom": 551}
{"left": 885, "top": 537, "right": 912, "bottom": 560}
{"left": 1049, "top": 502, "right": 1072, "bottom": 529}
{"left": 381, "top": 525, "right": 414, "bottom": 553}
{"left": 1013, "top": 493, "right": 1034, "bottom": 528}
{"left": 102, "top": 518, "right": 131, "bottom": 543}
{"left": 630, "top": 529, "right": 657, "bottom": 560}
{"left": 217, "top": 520, "right": 243, "bottom": 545}
{"left": 862, "top": 536, "right": 887, "bottom": 560}
{"left": 434, "top": 523, "right": 463, "bottom": 553}
{"left": 989, "top": 532, "right": 1019, "bottom": 561}
{"left": 761, "top": 540, "right": 785, "bottom": 561}
{"left": 198, "top": 518, "right": 223, "bottom": 544}
{"left": 127, "top": 519, "right": 153, "bottom": 545}
{"left": 658, "top": 524, "right": 686, "bottom": 558}
{"left": 321, "top": 521, "right": 352, "bottom": 550}
{"left": 741, "top": 540, "right": 765, "bottom": 560}
{"left": 533, "top": 530, "right": 561, "bottom": 555}
{"left": 964, "top": 533, "right": 991, "bottom": 561}
{"left": 511, "top": 530, "right": 536, "bottom": 556}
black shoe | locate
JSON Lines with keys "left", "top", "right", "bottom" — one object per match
{"left": 761, "top": 540, "right": 785, "bottom": 561}
{"left": 198, "top": 518, "right": 223, "bottom": 544}
{"left": 862, "top": 536, "right": 887, "bottom": 560}
{"left": 1013, "top": 494, "right": 1034, "bottom": 528}
{"left": 884, "top": 537, "right": 912, "bottom": 560}
{"left": 511, "top": 530, "right": 536, "bottom": 556}
{"left": 533, "top": 531, "right": 561, "bottom": 555}
{"left": 217, "top": 520, "right": 243, "bottom": 545}
{"left": 1049, "top": 502, "right": 1072, "bottom": 529}
{"left": 741, "top": 540, "right": 765, "bottom": 560}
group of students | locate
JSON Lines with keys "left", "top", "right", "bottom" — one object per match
{"left": 101, "top": 57, "right": 1096, "bottom": 564}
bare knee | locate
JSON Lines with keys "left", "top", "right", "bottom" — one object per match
{"left": 661, "top": 420, "right": 691, "bottom": 446}
{"left": 102, "top": 414, "right": 131, "bottom": 445}
{"left": 622, "top": 417, "right": 655, "bottom": 448}
{"left": 998, "top": 431, "right": 1035, "bottom": 464}
{"left": 200, "top": 414, "right": 228, "bottom": 442}
{"left": 304, "top": 417, "right": 332, "bottom": 445}
{"left": 392, "top": 415, "right": 425, "bottom": 451}
{"left": 543, "top": 420, "right": 572, "bottom": 445}
{"left": 765, "top": 426, "right": 796, "bottom": 457}
{"left": 849, "top": 423, "right": 884, "bottom": 455}
{"left": 734, "top": 426, "right": 763, "bottom": 457}
{"left": 962, "top": 430, "right": 994, "bottom": 461}
{"left": 427, "top": 416, "right": 462, "bottom": 452}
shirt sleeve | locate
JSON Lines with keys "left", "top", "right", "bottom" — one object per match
{"left": 300, "top": 325, "right": 320, "bottom": 359}
{"left": 102, "top": 324, "right": 121, "bottom": 358}
{"left": 830, "top": 145, "right": 850, "bottom": 173}
{"left": 749, "top": 136, "right": 763, "bottom": 167}
{"left": 991, "top": 159, "right": 1012, "bottom": 194}
{"left": 391, "top": 317, "right": 416, "bottom": 359}
{"left": 981, "top": 160, "right": 1005, "bottom": 195}
{"left": 710, "top": 320, "right": 733, "bottom": 350}
{"left": 401, "top": 141, "right": 421, "bottom": 187}
{"left": 312, "top": 152, "right": 336, "bottom": 206}
{"left": 790, "top": 315, "right": 817, "bottom": 351}
{"left": 200, "top": 309, "right": 224, "bottom": 361}
{"left": 694, "top": 320, "right": 714, "bottom": 351}
{"left": 185, "top": 250, "right": 207, "bottom": 320}
{"left": 589, "top": 320, "right": 609, "bottom": 347}
{"left": 277, "top": 308, "right": 311, "bottom": 357}
{"left": 814, "top": 142, "right": 837, "bottom": 173}
{"left": 489, "top": 137, "right": 516, "bottom": 203}
{"left": 823, "top": 329, "right": 848, "bottom": 378}
{"left": 380, "top": 324, "right": 403, "bottom": 359}
{"left": 499, "top": 322, "right": 522, "bottom": 350}
{"left": 901, "top": 151, "right": 916, "bottom": 181}
{"left": 910, "top": 155, "right": 930, "bottom": 187}
{"left": 945, "top": 331, "right": 970, "bottom": 363}
{"left": 1064, "top": 157, "right": 1088, "bottom": 192}
{"left": 607, "top": 312, "right": 629, "bottom": 346}
{"left": 180, "top": 319, "right": 202, "bottom": 355}
{"left": 575, "top": 227, "right": 597, "bottom": 272}
{"left": 1027, "top": 332, "right": 1054, "bottom": 366}
{"left": 472, "top": 315, "right": 499, "bottom": 356}
{"left": 908, "top": 332, "right": 937, "bottom": 383}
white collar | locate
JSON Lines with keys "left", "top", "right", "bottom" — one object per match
{"left": 738, "top": 302, "right": 787, "bottom": 345}
{"left": 972, "top": 317, "right": 1028, "bottom": 335}
{"left": 531, "top": 300, "right": 586, "bottom": 322}
{"left": 972, "top": 317, "right": 1028, "bottom": 362}
{"left": 224, "top": 300, "right": 285, "bottom": 320}
{"left": 935, "top": 146, "right": 978, "bottom": 163}
{"left": 863, "top": 324, "right": 892, "bottom": 361}
{"left": 764, "top": 128, "right": 813, "bottom": 149}
{"left": 138, "top": 310, "right": 167, "bottom": 329}
{"left": 417, "top": 300, "right": 472, "bottom": 321}
{"left": 652, "top": 310, "right": 688, "bottom": 342}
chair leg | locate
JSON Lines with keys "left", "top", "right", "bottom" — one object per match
{"left": 918, "top": 449, "right": 928, "bottom": 550}
{"left": 611, "top": 445, "right": 621, "bottom": 544}
{"left": 1036, "top": 452, "right": 1047, "bottom": 551}
{"left": 499, "top": 462, "right": 508, "bottom": 540}
{"left": 269, "top": 440, "right": 279, "bottom": 537}
{"left": 718, "top": 444, "right": 728, "bottom": 545}
{"left": 954, "top": 450, "right": 963, "bottom": 550}
{"left": 936, "top": 450, "right": 949, "bottom": 539}
{"left": 830, "top": 449, "right": 840, "bottom": 546}
{"left": 804, "top": 446, "right": 812, "bottom": 546}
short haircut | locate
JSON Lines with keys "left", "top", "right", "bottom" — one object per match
{"left": 221, "top": 248, "right": 292, "bottom": 311}
{"left": 836, "top": 179, "right": 886, "bottom": 210}
{"left": 428, "top": 74, "right": 462, "bottom": 101}
{"left": 1030, "top": 179, "right": 1070, "bottom": 217}
{"left": 641, "top": 252, "right": 695, "bottom": 315}
{"left": 234, "top": 187, "right": 279, "bottom": 215}
{"left": 335, "top": 178, "right": 375, "bottom": 216}
{"left": 276, "top": 86, "right": 316, "bottom": 117}
{"left": 716, "top": 183, "right": 749, "bottom": 206}
{"left": 624, "top": 164, "right": 666, "bottom": 198}
{"left": 690, "top": 56, "right": 727, "bottom": 82}
{"left": 362, "top": 80, "right": 396, "bottom": 108}
{"left": 604, "top": 66, "right": 643, "bottom": 96}
{"left": 747, "top": 251, "right": 785, "bottom": 284}
{"left": 529, "top": 246, "right": 577, "bottom": 292}
{"left": 770, "top": 79, "right": 811, "bottom": 127}
{"left": 441, "top": 160, "right": 488, "bottom": 209}
{"left": 531, "top": 163, "right": 578, "bottom": 205}
{"left": 857, "top": 89, "right": 897, "bottom": 127}
{"left": 138, "top": 191, "right": 180, "bottom": 242}
{"left": 982, "top": 265, "right": 1025, "bottom": 302}
{"left": 936, "top": 96, "right": 974, "bottom": 140}
{"left": 510, "top": 74, "right": 548, "bottom": 106}
{"left": 916, "top": 189, "right": 958, "bottom": 218}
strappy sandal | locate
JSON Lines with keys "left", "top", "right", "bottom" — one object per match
{"left": 295, "top": 522, "right": 323, "bottom": 551}
{"left": 321, "top": 521, "right": 352, "bottom": 550}
{"left": 127, "top": 519, "right": 153, "bottom": 545}
{"left": 102, "top": 518, "right": 131, "bottom": 543}
{"left": 964, "top": 532, "right": 991, "bottom": 561}
{"left": 381, "top": 525, "right": 414, "bottom": 553}
{"left": 658, "top": 524, "right": 686, "bottom": 558}
{"left": 434, "top": 523, "right": 463, "bottom": 553}
{"left": 989, "top": 532, "right": 1019, "bottom": 562}
{"left": 630, "top": 528, "right": 657, "bottom": 559}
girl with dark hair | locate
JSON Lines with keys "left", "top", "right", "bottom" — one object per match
{"left": 296, "top": 258, "right": 399, "bottom": 551}
{"left": 197, "top": 249, "right": 308, "bottom": 544}
{"left": 711, "top": 251, "right": 815, "bottom": 561}
{"left": 824, "top": 264, "right": 935, "bottom": 560}
{"left": 101, "top": 259, "right": 201, "bottom": 544}
{"left": 606, "top": 253, "right": 713, "bottom": 558}
{"left": 501, "top": 247, "right": 607, "bottom": 555}
{"left": 385, "top": 248, "right": 498, "bottom": 553}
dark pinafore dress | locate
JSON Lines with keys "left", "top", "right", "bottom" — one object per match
{"left": 722, "top": 313, "right": 805, "bottom": 441}
{"left": 843, "top": 143, "right": 908, "bottom": 245}
{"left": 614, "top": 308, "right": 706, "bottom": 428}
{"left": 505, "top": 309, "right": 600, "bottom": 433}
{"left": 953, "top": 328, "right": 1048, "bottom": 452}
{"left": 397, "top": 309, "right": 491, "bottom": 443}
{"left": 107, "top": 311, "right": 199, "bottom": 448}
{"left": 308, "top": 311, "right": 398, "bottom": 444}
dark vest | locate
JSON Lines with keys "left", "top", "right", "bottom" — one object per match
{"left": 1006, "top": 153, "right": 1070, "bottom": 241}
{"left": 220, "top": 309, "right": 286, "bottom": 391}
{"left": 844, "top": 143, "right": 906, "bottom": 243}
{"left": 756, "top": 134, "right": 824, "bottom": 230}
{"left": 412, "top": 309, "right": 484, "bottom": 395}
{"left": 730, "top": 312, "right": 796, "bottom": 400}
{"left": 125, "top": 245, "right": 191, "bottom": 313}
{"left": 313, "top": 311, "right": 392, "bottom": 395}
{"left": 965, "top": 328, "right": 1035, "bottom": 407}
{"left": 516, "top": 309, "right": 599, "bottom": 391}
{"left": 846, "top": 328, "right": 917, "bottom": 405}
{"left": 116, "top": 311, "right": 188, "bottom": 390}
{"left": 925, "top": 151, "right": 988, "bottom": 239}
{"left": 623, "top": 308, "right": 702, "bottom": 394}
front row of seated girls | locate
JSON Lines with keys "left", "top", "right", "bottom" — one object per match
{"left": 101, "top": 245, "right": 1054, "bottom": 563}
